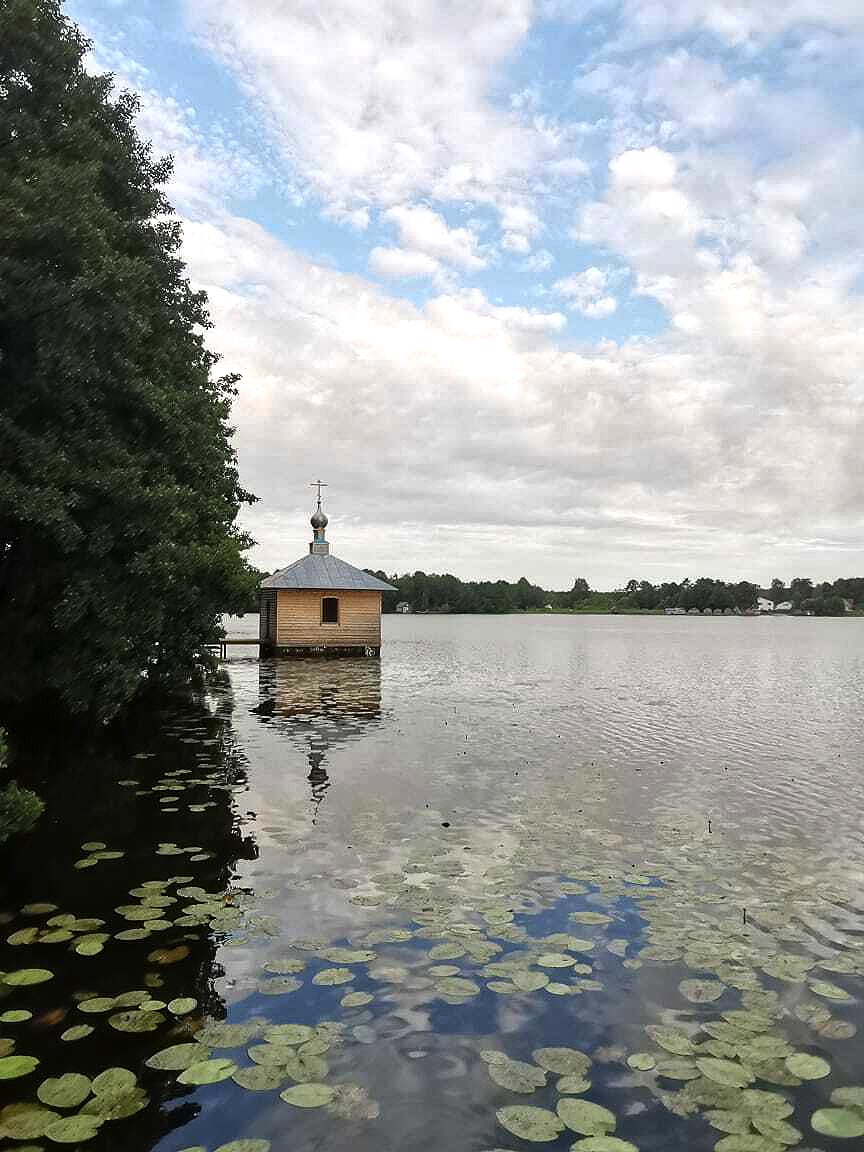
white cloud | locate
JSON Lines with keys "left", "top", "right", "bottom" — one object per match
{"left": 554, "top": 267, "right": 619, "bottom": 317}
{"left": 369, "top": 246, "right": 444, "bottom": 282}
{"left": 383, "top": 205, "right": 486, "bottom": 271}
{"left": 184, "top": 0, "right": 575, "bottom": 248}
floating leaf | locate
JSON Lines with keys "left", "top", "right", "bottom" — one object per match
{"left": 696, "top": 1058, "right": 754, "bottom": 1088}
{"left": 488, "top": 1058, "right": 547, "bottom": 1093}
{"left": 645, "top": 1026, "right": 693, "bottom": 1056}
{"left": 78, "top": 998, "right": 115, "bottom": 1014}
{"left": 679, "top": 979, "right": 725, "bottom": 1003}
{"left": 785, "top": 1053, "right": 830, "bottom": 1080}
{"left": 280, "top": 1083, "right": 335, "bottom": 1107}
{"left": 213, "top": 1142, "right": 271, "bottom": 1152}
{"left": 283, "top": 1052, "right": 329, "bottom": 1082}
{"left": 81, "top": 1086, "right": 149, "bottom": 1119}
{"left": 340, "top": 991, "right": 373, "bottom": 1008}
{"left": 0, "top": 1010, "right": 32, "bottom": 1023}
{"left": 264, "top": 1024, "right": 313, "bottom": 1045}
{"left": 3, "top": 969, "right": 54, "bottom": 987}
{"left": 0, "top": 1055, "right": 39, "bottom": 1079}
{"left": 44, "top": 1115, "right": 103, "bottom": 1143}
{"left": 655, "top": 1058, "right": 700, "bottom": 1081}
{"left": 37, "top": 1073, "right": 92, "bottom": 1108}
{"left": 312, "top": 967, "right": 354, "bottom": 986}
{"left": 60, "top": 1025, "right": 93, "bottom": 1042}
{"left": 146, "top": 1043, "right": 209, "bottom": 1071}
{"left": 809, "top": 980, "right": 851, "bottom": 1002}
{"left": 831, "top": 1087, "right": 864, "bottom": 1110}
{"left": 557, "top": 1099, "right": 616, "bottom": 1135}
{"left": 811, "top": 1108, "right": 864, "bottom": 1138}
{"left": 537, "top": 953, "right": 577, "bottom": 968}
{"left": 0, "top": 1102, "right": 59, "bottom": 1139}
{"left": 168, "top": 998, "right": 198, "bottom": 1015}
{"left": 435, "top": 977, "right": 480, "bottom": 999}
{"left": 92, "top": 1068, "right": 136, "bottom": 1095}
{"left": 108, "top": 1009, "right": 164, "bottom": 1033}
{"left": 197, "top": 1022, "right": 260, "bottom": 1048}
{"left": 233, "top": 1065, "right": 285, "bottom": 1091}
{"left": 177, "top": 1058, "right": 238, "bottom": 1085}
{"left": 533, "top": 1048, "right": 591, "bottom": 1076}
{"left": 570, "top": 1140, "right": 638, "bottom": 1152}
{"left": 497, "top": 1105, "right": 565, "bottom": 1142}
{"left": 557, "top": 1076, "right": 592, "bottom": 1094}
{"left": 627, "top": 1053, "right": 656, "bottom": 1071}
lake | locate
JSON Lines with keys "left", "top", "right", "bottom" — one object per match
{"left": 2, "top": 613, "right": 864, "bottom": 1152}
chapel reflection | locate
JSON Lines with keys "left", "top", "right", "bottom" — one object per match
{"left": 254, "top": 659, "right": 382, "bottom": 818}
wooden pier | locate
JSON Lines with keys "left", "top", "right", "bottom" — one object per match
{"left": 208, "top": 638, "right": 266, "bottom": 659}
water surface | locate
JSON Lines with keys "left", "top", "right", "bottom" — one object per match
{"left": 2, "top": 614, "right": 864, "bottom": 1152}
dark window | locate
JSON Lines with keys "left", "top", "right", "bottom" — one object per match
{"left": 321, "top": 596, "right": 339, "bottom": 624}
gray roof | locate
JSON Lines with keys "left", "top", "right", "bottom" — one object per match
{"left": 261, "top": 552, "right": 397, "bottom": 592}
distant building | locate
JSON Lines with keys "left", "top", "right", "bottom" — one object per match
{"left": 757, "top": 597, "right": 774, "bottom": 612}
{"left": 395, "top": 601, "right": 412, "bottom": 614}
{"left": 774, "top": 601, "right": 793, "bottom": 613}
{"left": 258, "top": 486, "right": 396, "bottom": 657}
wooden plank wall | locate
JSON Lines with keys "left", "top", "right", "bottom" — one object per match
{"left": 258, "top": 590, "right": 277, "bottom": 642}
{"left": 275, "top": 590, "right": 382, "bottom": 647}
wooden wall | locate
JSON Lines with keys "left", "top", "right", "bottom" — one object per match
{"left": 258, "top": 590, "right": 277, "bottom": 642}
{"left": 275, "top": 590, "right": 382, "bottom": 648}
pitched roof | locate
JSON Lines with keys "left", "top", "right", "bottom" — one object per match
{"left": 260, "top": 553, "right": 397, "bottom": 592}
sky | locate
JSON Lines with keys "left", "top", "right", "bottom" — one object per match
{"left": 68, "top": 0, "right": 864, "bottom": 589}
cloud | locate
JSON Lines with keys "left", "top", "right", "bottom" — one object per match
{"left": 382, "top": 205, "right": 486, "bottom": 271}
{"left": 369, "top": 246, "right": 443, "bottom": 282}
{"left": 184, "top": 0, "right": 574, "bottom": 248}
{"left": 553, "top": 267, "right": 619, "bottom": 317}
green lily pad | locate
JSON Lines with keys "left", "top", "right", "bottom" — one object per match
{"left": 78, "top": 998, "right": 115, "bottom": 1014}
{"left": 655, "top": 1058, "right": 700, "bottom": 1081}
{"left": 44, "top": 1115, "right": 103, "bottom": 1143}
{"left": 60, "top": 1024, "right": 93, "bottom": 1042}
{"left": 831, "top": 1087, "right": 864, "bottom": 1110}
{"left": 233, "top": 1065, "right": 286, "bottom": 1091}
{"left": 197, "top": 1022, "right": 260, "bottom": 1048}
{"left": 0, "top": 1102, "right": 59, "bottom": 1139}
{"left": 81, "top": 1086, "right": 149, "bottom": 1119}
{"left": 533, "top": 1048, "right": 591, "bottom": 1076}
{"left": 92, "top": 1068, "right": 136, "bottom": 1095}
{"left": 435, "top": 977, "right": 480, "bottom": 998}
{"left": 264, "top": 1024, "right": 313, "bottom": 1045}
{"left": 340, "top": 991, "right": 373, "bottom": 1008}
{"left": 280, "top": 1083, "right": 335, "bottom": 1107}
{"left": 679, "top": 979, "right": 725, "bottom": 1003}
{"left": 0, "top": 1009, "right": 33, "bottom": 1023}
{"left": 108, "top": 1009, "right": 164, "bottom": 1033}
{"left": 213, "top": 1142, "right": 272, "bottom": 1152}
{"left": 785, "top": 1053, "right": 830, "bottom": 1079}
{"left": 811, "top": 1108, "right": 864, "bottom": 1138}
{"left": 22, "top": 902, "right": 59, "bottom": 915}
{"left": 557, "top": 1075, "right": 592, "bottom": 1094}
{"left": 429, "top": 943, "right": 465, "bottom": 961}
{"left": 283, "top": 1052, "right": 329, "bottom": 1082}
{"left": 0, "top": 1054, "right": 39, "bottom": 1079}
{"left": 177, "top": 1058, "right": 238, "bottom": 1085}
{"left": 37, "top": 1073, "right": 92, "bottom": 1108}
{"left": 537, "top": 953, "right": 577, "bottom": 968}
{"left": 146, "top": 1044, "right": 210, "bottom": 1071}
{"left": 697, "top": 1058, "right": 754, "bottom": 1088}
{"left": 713, "top": 1138, "right": 787, "bottom": 1152}
{"left": 488, "top": 1058, "right": 547, "bottom": 1093}
{"left": 557, "top": 1099, "right": 616, "bottom": 1135}
{"left": 570, "top": 1140, "right": 638, "bottom": 1152}
{"left": 3, "top": 969, "right": 54, "bottom": 987}
{"left": 645, "top": 1026, "right": 693, "bottom": 1056}
{"left": 312, "top": 967, "right": 354, "bottom": 986}
{"left": 168, "top": 998, "right": 198, "bottom": 1015}
{"left": 752, "top": 1115, "right": 802, "bottom": 1144}
{"left": 497, "top": 1105, "right": 566, "bottom": 1142}
{"left": 512, "top": 971, "right": 550, "bottom": 992}
{"left": 627, "top": 1053, "right": 656, "bottom": 1071}
{"left": 705, "top": 1110, "right": 754, "bottom": 1134}
{"left": 809, "top": 980, "right": 851, "bottom": 1001}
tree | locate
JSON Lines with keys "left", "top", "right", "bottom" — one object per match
{"left": 0, "top": 727, "right": 43, "bottom": 844}
{"left": 769, "top": 578, "right": 787, "bottom": 606}
{"left": 0, "top": 1, "right": 256, "bottom": 721}
{"left": 570, "top": 577, "right": 591, "bottom": 605}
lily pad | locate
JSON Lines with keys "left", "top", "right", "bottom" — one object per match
{"left": 0, "top": 1009, "right": 33, "bottom": 1023}
{"left": 785, "top": 1053, "right": 830, "bottom": 1080}
{"left": 60, "top": 1025, "right": 93, "bottom": 1042}
{"left": 233, "top": 1065, "right": 286, "bottom": 1091}
{"left": 340, "top": 991, "right": 373, "bottom": 1008}
{"left": 557, "top": 1075, "right": 592, "bottom": 1094}
{"left": 557, "top": 1099, "right": 616, "bottom": 1135}
{"left": 280, "top": 1082, "right": 335, "bottom": 1107}
{"left": 811, "top": 1108, "right": 864, "bottom": 1138}
{"left": 168, "top": 998, "right": 198, "bottom": 1015}
{"left": 81, "top": 1086, "right": 149, "bottom": 1119}
{"left": 809, "top": 980, "right": 851, "bottom": 1002}
{"left": 213, "top": 1142, "right": 271, "bottom": 1152}
{"left": 488, "top": 1058, "right": 547, "bottom": 1093}
{"left": 0, "top": 1102, "right": 59, "bottom": 1139}
{"left": 497, "top": 1105, "right": 566, "bottom": 1142}
{"left": 108, "top": 1009, "right": 164, "bottom": 1033}
{"left": 146, "top": 1044, "right": 210, "bottom": 1071}
{"left": 177, "top": 1058, "right": 238, "bottom": 1085}
{"left": 533, "top": 1048, "right": 591, "bottom": 1076}
{"left": 0, "top": 1054, "right": 39, "bottom": 1079}
{"left": 37, "top": 1073, "right": 92, "bottom": 1108}
{"left": 645, "top": 1026, "right": 693, "bottom": 1056}
{"left": 627, "top": 1053, "right": 656, "bottom": 1071}
{"left": 312, "top": 967, "right": 354, "bottom": 986}
{"left": 92, "top": 1068, "right": 136, "bottom": 1095}
{"left": 679, "top": 979, "right": 725, "bottom": 1003}
{"left": 697, "top": 1058, "right": 754, "bottom": 1088}
{"left": 3, "top": 969, "right": 54, "bottom": 987}
{"left": 44, "top": 1115, "right": 103, "bottom": 1143}
{"left": 570, "top": 1140, "right": 638, "bottom": 1152}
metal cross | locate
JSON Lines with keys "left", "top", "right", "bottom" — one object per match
{"left": 310, "top": 479, "right": 328, "bottom": 509}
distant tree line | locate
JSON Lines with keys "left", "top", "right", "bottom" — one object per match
{"left": 353, "top": 572, "right": 864, "bottom": 616}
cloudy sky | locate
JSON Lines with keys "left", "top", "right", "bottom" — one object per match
{"left": 70, "top": 0, "right": 864, "bottom": 589}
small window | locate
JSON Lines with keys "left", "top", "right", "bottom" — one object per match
{"left": 321, "top": 596, "right": 339, "bottom": 624}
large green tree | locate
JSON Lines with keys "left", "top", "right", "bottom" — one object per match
{"left": 0, "top": 0, "right": 256, "bottom": 721}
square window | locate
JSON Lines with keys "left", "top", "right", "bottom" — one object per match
{"left": 322, "top": 596, "right": 339, "bottom": 624}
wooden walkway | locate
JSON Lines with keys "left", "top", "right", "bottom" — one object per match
{"left": 208, "top": 638, "right": 266, "bottom": 659}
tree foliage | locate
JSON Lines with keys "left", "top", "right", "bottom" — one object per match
{"left": 0, "top": 0, "right": 257, "bottom": 720}
{"left": 0, "top": 727, "right": 44, "bottom": 845}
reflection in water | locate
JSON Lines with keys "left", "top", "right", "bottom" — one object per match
{"left": 253, "top": 659, "right": 382, "bottom": 820}
{"left": 2, "top": 616, "right": 864, "bottom": 1152}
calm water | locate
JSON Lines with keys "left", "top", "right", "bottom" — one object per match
{"left": 2, "top": 614, "right": 864, "bottom": 1151}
